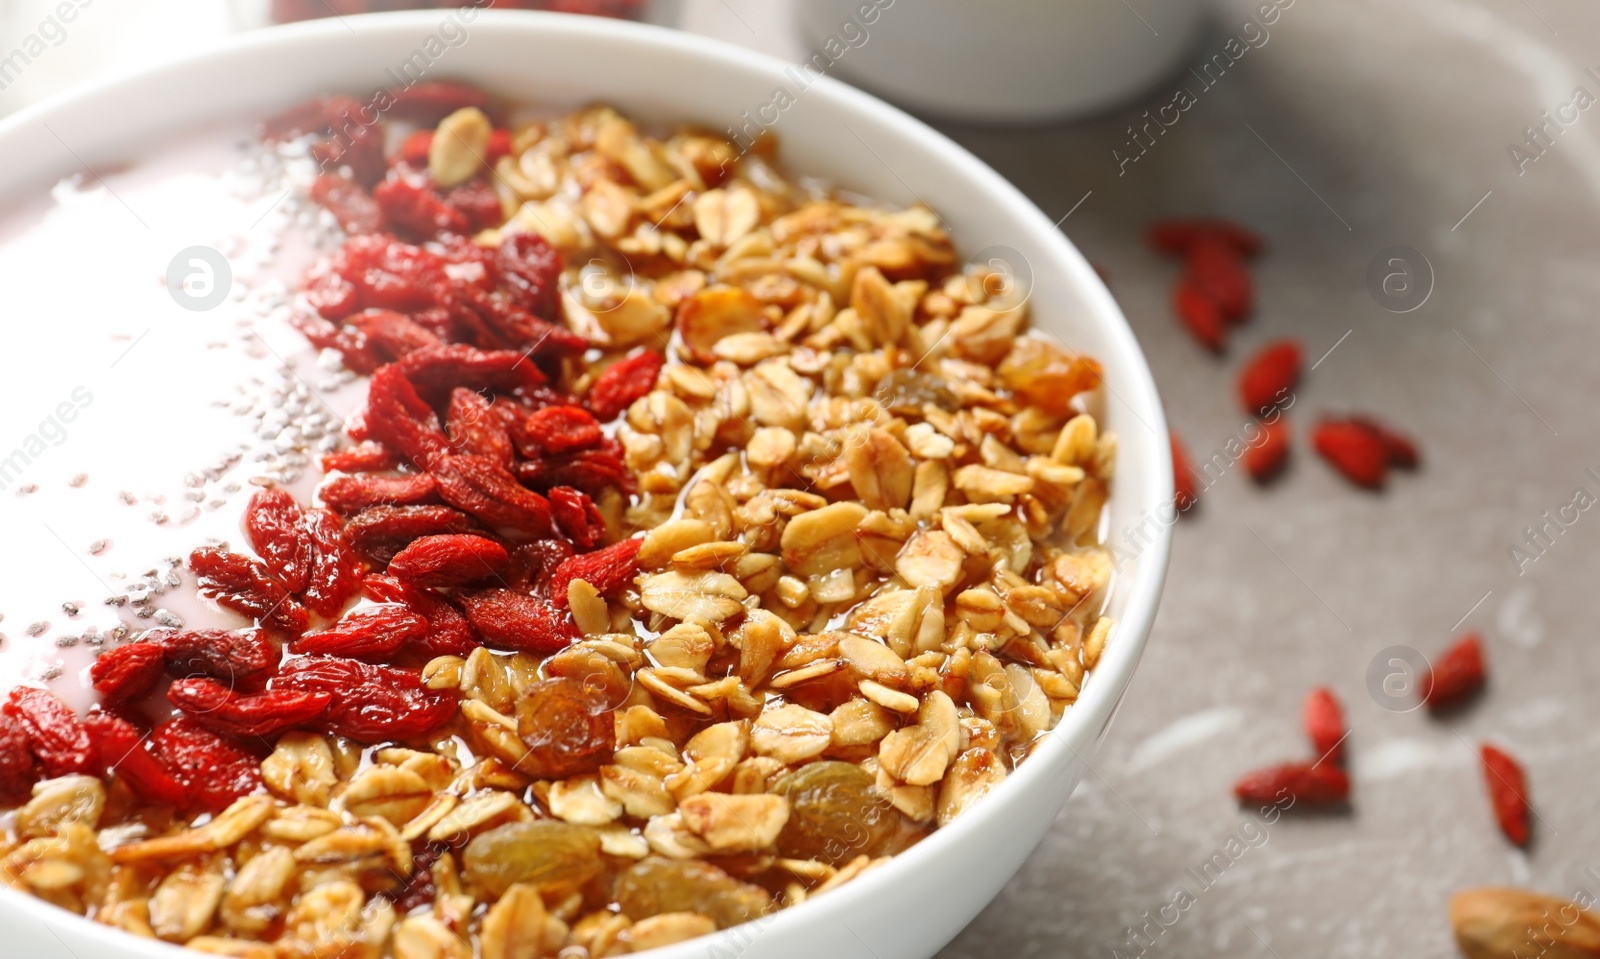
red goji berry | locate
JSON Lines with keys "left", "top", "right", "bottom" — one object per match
{"left": 496, "top": 231, "right": 563, "bottom": 322}
{"left": 1147, "top": 217, "right": 1263, "bottom": 258}
{"left": 1242, "top": 417, "right": 1291, "bottom": 482}
{"left": 168, "top": 678, "right": 332, "bottom": 738}
{"left": 321, "top": 442, "right": 401, "bottom": 475}
{"left": 587, "top": 350, "right": 664, "bottom": 422}
{"left": 266, "top": 95, "right": 386, "bottom": 187}
{"left": 159, "top": 628, "right": 279, "bottom": 691}
{"left": 549, "top": 486, "right": 606, "bottom": 551}
{"left": 1173, "top": 277, "right": 1227, "bottom": 353}
{"left": 459, "top": 589, "right": 580, "bottom": 653}
{"left": 5, "top": 688, "right": 98, "bottom": 778}
{"left": 150, "top": 718, "right": 264, "bottom": 813}
{"left": 396, "top": 344, "right": 551, "bottom": 404}
{"left": 442, "top": 179, "right": 504, "bottom": 233}
{"left": 1349, "top": 415, "right": 1421, "bottom": 469}
{"left": 1424, "top": 632, "right": 1487, "bottom": 710}
{"left": 446, "top": 387, "right": 515, "bottom": 468}
{"left": 515, "top": 446, "right": 633, "bottom": 499}
{"left": 374, "top": 175, "right": 471, "bottom": 239}
{"left": 1171, "top": 433, "right": 1199, "bottom": 512}
{"left": 0, "top": 712, "right": 38, "bottom": 803}
{"left": 190, "top": 546, "right": 310, "bottom": 636}
{"left": 399, "top": 129, "right": 433, "bottom": 166}
{"left": 311, "top": 173, "right": 384, "bottom": 235}
{"left": 1185, "top": 237, "right": 1254, "bottom": 321}
{"left": 524, "top": 406, "right": 602, "bottom": 456}
{"left": 458, "top": 284, "right": 587, "bottom": 357}
{"left": 350, "top": 309, "right": 443, "bottom": 361}
{"left": 1237, "top": 339, "right": 1302, "bottom": 415}
{"left": 503, "top": 539, "right": 576, "bottom": 594}
{"left": 89, "top": 642, "right": 166, "bottom": 705}
{"left": 433, "top": 454, "right": 554, "bottom": 540}
{"left": 1312, "top": 418, "right": 1388, "bottom": 489}
{"left": 321, "top": 471, "right": 440, "bottom": 516}
{"left": 303, "top": 507, "right": 366, "bottom": 618}
{"left": 246, "top": 487, "right": 313, "bottom": 594}
{"left": 1303, "top": 686, "right": 1345, "bottom": 762}
{"left": 387, "top": 534, "right": 510, "bottom": 589}
{"left": 345, "top": 504, "right": 478, "bottom": 564}
{"left": 364, "top": 364, "right": 452, "bottom": 470}
{"left": 290, "top": 604, "right": 429, "bottom": 660}
{"left": 1233, "top": 761, "right": 1349, "bottom": 806}
{"left": 362, "top": 575, "right": 479, "bottom": 656}
{"left": 82, "top": 713, "right": 187, "bottom": 808}
{"left": 549, "top": 538, "right": 642, "bottom": 609}
{"left": 1480, "top": 743, "right": 1531, "bottom": 846}
{"left": 386, "top": 80, "right": 492, "bottom": 125}
{"left": 328, "top": 234, "right": 451, "bottom": 314}
{"left": 275, "top": 656, "right": 458, "bottom": 742}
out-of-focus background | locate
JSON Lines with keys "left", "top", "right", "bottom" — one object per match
{"left": 6, "top": 2, "right": 1598, "bottom": 957}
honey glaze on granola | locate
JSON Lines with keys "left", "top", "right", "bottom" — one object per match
{"left": 0, "top": 85, "right": 1117, "bottom": 958}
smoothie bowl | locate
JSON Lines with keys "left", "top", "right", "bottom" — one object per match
{"left": 0, "top": 11, "right": 1171, "bottom": 959}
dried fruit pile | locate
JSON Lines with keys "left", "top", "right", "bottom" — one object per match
{"left": 0, "top": 85, "right": 1120, "bottom": 958}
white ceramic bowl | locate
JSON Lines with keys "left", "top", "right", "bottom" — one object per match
{"left": 0, "top": 12, "right": 1172, "bottom": 959}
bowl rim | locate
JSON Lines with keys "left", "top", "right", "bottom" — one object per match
{"left": 0, "top": 10, "right": 1173, "bottom": 958}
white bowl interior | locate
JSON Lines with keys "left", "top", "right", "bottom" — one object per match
{"left": 0, "top": 12, "right": 1172, "bottom": 959}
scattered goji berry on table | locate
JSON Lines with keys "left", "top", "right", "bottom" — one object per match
{"left": 1424, "top": 632, "right": 1487, "bottom": 710}
{"left": 549, "top": 538, "right": 643, "bottom": 609}
{"left": 1171, "top": 433, "right": 1199, "bottom": 512}
{"left": 84, "top": 713, "right": 187, "bottom": 807}
{"left": 1233, "top": 760, "right": 1350, "bottom": 806}
{"left": 149, "top": 718, "right": 264, "bottom": 813}
{"left": 459, "top": 588, "right": 580, "bottom": 653}
{"left": 158, "top": 628, "right": 279, "bottom": 691}
{"left": 1349, "top": 415, "right": 1422, "bottom": 470}
{"left": 1147, "top": 218, "right": 1264, "bottom": 258}
{"left": 387, "top": 534, "right": 510, "bottom": 589}
{"left": 1237, "top": 339, "right": 1303, "bottom": 415}
{"left": 1173, "top": 277, "right": 1228, "bottom": 353}
{"left": 88, "top": 642, "right": 166, "bottom": 705}
{"left": 1480, "top": 743, "right": 1531, "bottom": 846}
{"left": 5, "top": 688, "right": 98, "bottom": 778}
{"left": 1303, "top": 687, "right": 1346, "bottom": 762}
{"left": 1243, "top": 418, "right": 1292, "bottom": 482}
{"left": 586, "top": 350, "right": 665, "bottom": 422}
{"left": 1185, "top": 237, "right": 1254, "bottom": 322}
{"left": 245, "top": 488, "right": 313, "bottom": 594}
{"left": 1311, "top": 418, "right": 1389, "bottom": 489}
{"left": 190, "top": 547, "right": 310, "bottom": 636}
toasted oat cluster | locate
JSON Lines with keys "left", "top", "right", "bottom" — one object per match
{"left": 0, "top": 91, "right": 1114, "bottom": 958}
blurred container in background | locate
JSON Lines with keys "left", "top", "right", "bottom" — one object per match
{"left": 266, "top": 0, "right": 647, "bottom": 24}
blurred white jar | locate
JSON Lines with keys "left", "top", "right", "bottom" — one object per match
{"left": 793, "top": 0, "right": 1205, "bottom": 123}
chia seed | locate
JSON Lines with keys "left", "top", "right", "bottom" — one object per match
{"left": 26, "top": 622, "right": 48, "bottom": 637}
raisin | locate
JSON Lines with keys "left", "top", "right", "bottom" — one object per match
{"left": 321, "top": 472, "right": 440, "bottom": 516}
{"left": 513, "top": 677, "right": 615, "bottom": 780}
{"left": 548, "top": 538, "right": 641, "bottom": 609}
{"left": 159, "top": 628, "right": 279, "bottom": 691}
{"left": 5, "top": 688, "right": 98, "bottom": 778}
{"left": 613, "top": 857, "right": 773, "bottom": 929}
{"left": 997, "top": 338, "right": 1104, "bottom": 417}
{"left": 1312, "top": 418, "right": 1388, "bottom": 489}
{"left": 321, "top": 442, "right": 400, "bottom": 474}
{"left": 772, "top": 761, "right": 899, "bottom": 865}
{"left": 548, "top": 486, "right": 606, "bottom": 551}
{"left": 459, "top": 589, "right": 579, "bottom": 653}
{"left": 1481, "top": 743, "right": 1531, "bottom": 846}
{"left": 246, "top": 488, "right": 313, "bottom": 594}
{"left": 190, "top": 547, "right": 310, "bottom": 636}
{"left": 432, "top": 454, "right": 554, "bottom": 540}
{"left": 168, "top": 679, "right": 332, "bottom": 738}
{"left": 1424, "top": 633, "right": 1486, "bottom": 710}
{"left": 303, "top": 507, "right": 366, "bottom": 618}
{"left": 523, "top": 406, "right": 602, "bottom": 455}
{"left": 1233, "top": 761, "right": 1349, "bottom": 805}
{"left": 383, "top": 842, "right": 448, "bottom": 913}
{"left": 310, "top": 174, "right": 383, "bottom": 234}
{"left": 275, "top": 656, "right": 458, "bottom": 743}
{"left": 290, "top": 604, "right": 428, "bottom": 659}
{"left": 88, "top": 642, "right": 166, "bottom": 705}
{"left": 150, "top": 718, "right": 264, "bottom": 813}
{"left": 83, "top": 713, "right": 187, "bottom": 807}
{"left": 1237, "top": 339, "right": 1302, "bottom": 415}
{"left": 463, "top": 821, "right": 603, "bottom": 898}
{"left": 388, "top": 534, "right": 510, "bottom": 588}
{"left": 0, "top": 712, "right": 38, "bottom": 803}
{"left": 1303, "top": 687, "right": 1345, "bottom": 762}
{"left": 446, "top": 388, "right": 516, "bottom": 468}
{"left": 365, "top": 364, "right": 452, "bottom": 470}
{"left": 586, "top": 350, "right": 664, "bottom": 422}
{"left": 346, "top": 504, "right": 478, "bottom": 564}
{"left": 363, "top": 575, "right": 480, "bottom": 657}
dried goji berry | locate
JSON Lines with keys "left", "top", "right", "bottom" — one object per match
{"left": 5, "top": 688, "right": 98, "bottom": 778}
{"left": 1185, "top": 237, "right": 1253, "bottom": 321}
{"left": 303, "top": 507, "right": 366, "bottom": 618}
{"left": 350, "top": 309, "right": 443, "bottom": 361}
{"left": 190, "top": 546, "right": 310, "bottom": 636}
{"left": 586, "top": 350, "right": 664, "bottom": 422}
{"left": 89, "top": 642, "right": 166, "bottom": 705}
{"left": 460, "top": 285, "right": 587, "bottom": 356}
{"left": 1237, "top": 339, "right": 1302, "bottom": 415}
{"left": 329, "top": 234, "right": 450, "bottom": 314}
{"left": 549, "top": 486, "right": 606, "bottom": 551}
{"left": 302, "top": 264, "right": 362, "bottom": 321}
{"left": 496, "top": 231, "right": 563, "bottom": 322}
{"left": 524, "top": 406, "right": 602, "bottom": 455}
{"left": 246, "top": 488, "right": 313, "bottom": 594}
{"left": 1233, "top": 761, "right": 1349, "bottom": 806}
{"left": 345, "top": 504, "right": 477, "bottom": 564}
{"left": 168, "top": 678, "right": 332, "bottom": 738}
{"left": 159, "top": 628, "right": 279, "bottom": 691}
{"left": 310, "top": 174, "right": 384, "bottom": 235}
{"left": 1171, "top": 433, "right": 1199, "bottom": 512}
{"left": 0, "top": 712, "right": 38, "bottom": 803}
{"left": 433, "top": 454, "right": 554, "bottom": 540}
{"left": 82, "top": 713, "right": 187, "bottom": 807}
{"left": 1303, "top": 687, "right": 1345, "bottom": 762}
{"left": 446, "top": 387, "right": 515, "bottom": 468}
{"left": 150, "top": 717, "right": 264, "bottom": 813}
{"left": 486, "top": 129, "right": 512, "bottom": 166}
{"left": 388, "top": 534, "right": 510, "bottom": 589}
{"left": 321, "top": 442, "right": 401, "bottom": 475}
{"left": 443, "top": 179, "right": 504, "bottom": 233}
{"left": 503, "top": 539, "right": 575, "bottom": 594}
{"left": 275, "top": 656, "right": 458, "bottom": 742}
{"left": 1312, "top": 418, "right": 1388, "bottom": 489}
{"left": 363, "top": 575, "right": 479, "bottom": 657}
{"left": 397, "top": 344, "right": 551, "bottom": 404}
{"left": 1147, "top": 217, "right": 1263, "bottom": 258}
{"left": 374, "top": 175, "right": 471, "bottom": 239}
{"left": 1481, "top": 743, "right": 1531, "bottom": 846}
{"left": 1349, "top": 415, "right": 1421, "bottom": 470}
{"left": 515, "top": 447, "right": 632, "bottom": 499}
{"left": 459, "top": 589, "right": 579, "bottom": 653}
{"left": 1424, "top": 633, "right": 1486, "bottom": 710}
{"left": 1242, "top": 417, "right": 1291, "bottom": 482}
{"left": 266, "top": 95, "right": 386, "bottom": 187}
{"left": 386, "top": 80, "right": 492, "bottom": 125}
{"left": 289, "top": 604, "right": 429, "bottom": 660}
{"left": 549, "top": 538, "right": 642, "bottom": 609}
{"left": 1173, "top": 277, "right": 1227, "bottom": 353}
{"left": 364, "top": 364, "right": 452, "bottom": 470}
{"left": 399, "top": 129, "right": 434, "bottom": 166}
{"left": 321, "top": 472, "right": 440, "bottom": 516}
